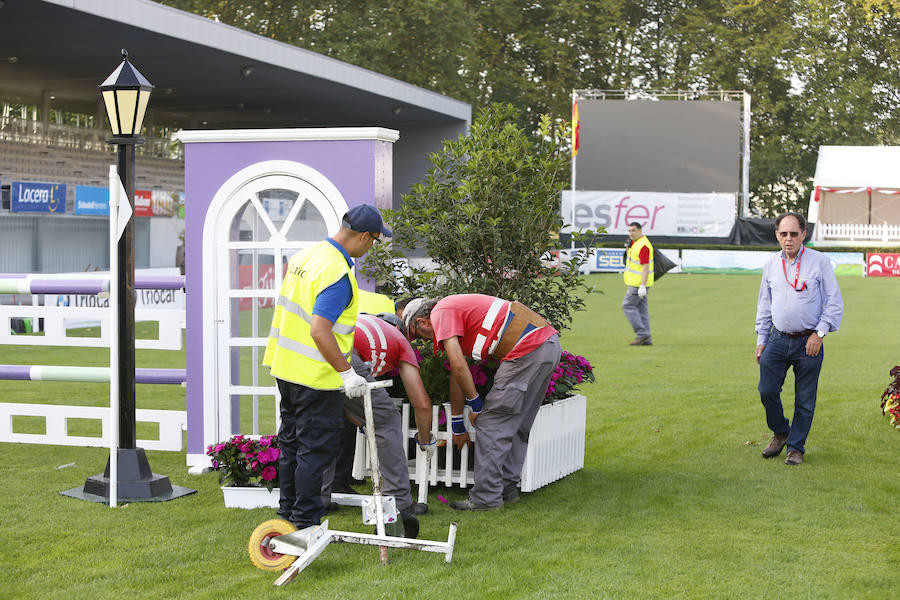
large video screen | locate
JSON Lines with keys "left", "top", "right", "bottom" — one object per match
{"left": 576, "top": 99, "right": 741, "bottom": 194}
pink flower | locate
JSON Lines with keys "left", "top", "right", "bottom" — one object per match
{"left": 250, "top": 460, "right": 259, "bottom": 470}
{"left": 438, "top": 409, "right": 447, "bottom": 426}
{"left": 211, "top": 460, "right": 219, "bottom": 468}
{"left": 214, "top": 443, "right": 226, "bottom": 453}
{"left": 261, "top": 466, "right": 277, "bottom": 481}
{"left": 258, "top": 447, "right": 280, "bottom": 463}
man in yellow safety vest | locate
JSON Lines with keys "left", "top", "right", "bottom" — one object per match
{"left": 263, "top": 204, "right": 390, "bottom": 529}
{"left": 622, "top": 221, "right": 654, "bottom": 346}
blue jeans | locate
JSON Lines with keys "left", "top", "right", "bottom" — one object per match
{"left": 758, "top": 330, "right": 824, "bottom": 454}
{"left": 276, "top": 380, "right": 344, "bottom": 527}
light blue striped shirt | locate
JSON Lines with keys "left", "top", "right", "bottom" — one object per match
{"left": 755, "top": 246, "right": 843, "bottom": 345}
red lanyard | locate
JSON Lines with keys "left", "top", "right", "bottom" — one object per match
{"left": 781, "top": 246, "right": 807, "bottom": 291}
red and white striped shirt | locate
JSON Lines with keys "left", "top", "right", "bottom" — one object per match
{"left": 353, "top": 313, "right": 419, "bottom": 377}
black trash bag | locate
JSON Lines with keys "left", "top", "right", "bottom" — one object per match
{"left": 653, "top": 248, "right": 677, "bottom": 281}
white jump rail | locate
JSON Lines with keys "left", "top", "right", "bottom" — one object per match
{"left": 0, "top": 304, "right": 185, "bottom": 350}
{"left": 0, "top": 402, "right": 187, "bottom": 451}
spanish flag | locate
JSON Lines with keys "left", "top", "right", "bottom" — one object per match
{"left": 572, "top": 98, "right": 580, "bottom": 158}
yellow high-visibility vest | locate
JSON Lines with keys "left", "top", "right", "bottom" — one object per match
{"left": 262, "top": 240, "right": 359, "bottom": 389}
{"left": 358, "top": 290, "right": 395, "bottom": 315}
{"left": 623, "top": 236, "right": 654, "bottom": 287}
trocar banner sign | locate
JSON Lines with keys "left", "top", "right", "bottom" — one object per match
{"left": 11, "top": 181, "right": 67, "bottom": 213}
{"left": 561, "top": 190, "right": 735, "bottom": 237}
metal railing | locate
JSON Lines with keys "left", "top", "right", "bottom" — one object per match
{"left": 0, "top": 115, "right": 182, "bottom": 160}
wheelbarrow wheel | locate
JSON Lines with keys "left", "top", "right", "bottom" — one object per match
{"left": 248, "top": 519, "right": 298, "bottom": 571}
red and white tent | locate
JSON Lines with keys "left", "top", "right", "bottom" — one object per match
{"left": 808, "top": 146, "right": 900, "bottom": 243}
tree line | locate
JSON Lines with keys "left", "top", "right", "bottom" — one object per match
{"left": 160, "top": 0, "right": 899, "bottom": 216}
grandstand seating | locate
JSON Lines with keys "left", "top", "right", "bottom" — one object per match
{"left": 0, "top": 139, "right": 184, "bottom": 209}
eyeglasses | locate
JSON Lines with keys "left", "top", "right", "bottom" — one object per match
{"left": 369, "top": 232, "right": 382, "bottom": 245}
{"left": 777, "top": 231, "right": 802, "bottom": 238}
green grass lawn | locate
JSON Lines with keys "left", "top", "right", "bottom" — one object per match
{"left": 1, "top": 273, "right": 898, "bottom": 599}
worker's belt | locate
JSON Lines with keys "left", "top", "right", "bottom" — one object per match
{"left": 775, "top": 328, "right": 815, "bottom": 339}
{"left": 491, "top": 301, "right": 550, "bottom": 360}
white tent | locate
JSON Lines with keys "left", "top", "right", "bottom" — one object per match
{"left": 808, "top": 146, "right": 900, "bottom": 245}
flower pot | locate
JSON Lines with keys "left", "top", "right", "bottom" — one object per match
{"left": 221, "top": 486, "right": 280, "bottom": 509}
{"left": 352, "top": 394, "right": 587, "bottom": 493}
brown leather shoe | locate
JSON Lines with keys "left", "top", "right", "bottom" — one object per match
{"left": 630, "top": 336, "right": 652, "bottom": 346}
{"left": 762, "top": 434, "right": 788, "bottom": 458}
{"left": 784, "top": 450, "right": 803, "bottom": 465}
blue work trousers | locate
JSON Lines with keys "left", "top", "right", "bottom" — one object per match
{"left": 276, "top": 379, "right": 344, "bottom": 528}
{"left": 758, "top": 330, "right": 824, "bottom": 454}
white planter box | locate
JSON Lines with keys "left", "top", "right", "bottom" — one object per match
{"left": 221, "top": 486, "right": 280, "bottom": 509}
{"left": 352, "top": 394, "right": 586, "bottom": 493}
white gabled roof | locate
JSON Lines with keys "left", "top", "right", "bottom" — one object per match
{"left": 813, "top": 146, "right": 900, "bottom": 189}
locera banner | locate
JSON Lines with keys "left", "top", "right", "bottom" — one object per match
{"left": 11, "top": 181, "right": 67, "bottom": 213}
{"left": 866, "top": 253, "right": 900, "bottom": 277}
{"left": 561, "top": 190, "right": 735, "bottom": 237}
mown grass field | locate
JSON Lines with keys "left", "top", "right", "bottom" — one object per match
{"left": 1, "top": 273, "right": 898, "bottom": 599}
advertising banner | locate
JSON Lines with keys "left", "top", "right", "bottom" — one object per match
{"left": 11, "top": 181, "right": 66, "bottom": 213}
{"left": 134, "top": 189, "right": 153, "bottom": 217}
{"left": 866, "top": 253, "right": 900, "bottom": 277}
{"left": 75, "top": 185, "right": 110, "bottom": 215}
{"left": 591, "top": 248, "right": 626, "bottom": 272}
{"left": 561, "top": 190, "right": 735, "bottom": 237}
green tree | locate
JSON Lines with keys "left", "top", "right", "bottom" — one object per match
{"left": 363, "top": 103, "right": 596, "bottom": 331}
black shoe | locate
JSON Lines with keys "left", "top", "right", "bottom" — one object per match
{"left": 400, "top": 511, "right": 420, "bottom": 538}
{"left": 333, "top": 483, "right": 358, "bottom": 495}
{"left": 413, "top": 502, "right": 428, "bottom": 515}
{"left": 502, "top": 483, "right": 520, "bottom": 504}
{"left": 324, "top": 501, "right": 340, "bottom": 514}
{"left": 449, "top": 499, "right": 501, "bottom": 511}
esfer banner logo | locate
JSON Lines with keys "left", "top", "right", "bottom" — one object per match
{"left": 11, "top": 181, "right": 67, "bottom": 213}
{"left": 866, "top": 253, "right": 900, "bottom": 277}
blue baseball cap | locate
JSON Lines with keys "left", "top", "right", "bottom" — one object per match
{"left": 342, "top": 204, "right": 392, "bottom": 237}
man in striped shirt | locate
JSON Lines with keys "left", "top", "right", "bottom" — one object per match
{"left": 325, "top": 312, "right": 436, "bottom": 535}
{"left": 401, "top": 294, "right": 560, "bottom": 511}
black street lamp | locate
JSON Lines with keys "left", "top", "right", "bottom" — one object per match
{"left": 82, "top": 50, "right": 174, "bottom": 501}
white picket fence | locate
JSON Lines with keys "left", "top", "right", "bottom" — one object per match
{"left": 352, "top": 394, "right": 587, "bottom": 493}
{"left": 819, "top": 222, "right": 900, "bottom": 243}
{"left": 0, "top": 402, "right": 187, "bottom": 451}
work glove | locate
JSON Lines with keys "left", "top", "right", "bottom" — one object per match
{"left": 465, "top": 394, "right": 483, "bottom": 414}
{"left": 338, "top": 367, "right": 368, "bottom": 399}
{"left": 415, "top": 432, "right": 437, "bottom": 462}
{"left": 638, "top": 285, "right": 647, "bottom": 299}
{"left": 451, "top": 414, "right": 467, "bottom": 435}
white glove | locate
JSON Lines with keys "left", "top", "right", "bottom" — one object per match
{"left": 638, "top": 285, "right": 647, "bottom": 299}
{"left": 338, "top": 367, "right": 368, "bottom": 399}
{"left": 415, "top": 432, "right": 436, "bottom": 462}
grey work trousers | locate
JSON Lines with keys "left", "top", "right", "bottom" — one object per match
{"left": 321, "top": 353, "right": 413, "bottom": 514}
{"left": 622, "top": 285, "right": 651, "bottom": 337}
{"left": 468, "top": 334, "right": 561, "bottom": 508}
